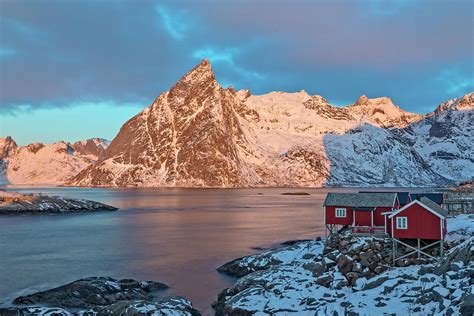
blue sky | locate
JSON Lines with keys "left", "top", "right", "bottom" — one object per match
{"left": 1, "top": 0, "right": 473, "bottom": 145}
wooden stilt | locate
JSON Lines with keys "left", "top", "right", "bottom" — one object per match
{"left": 417, "top": 239, "right": 420, "bottom": 258}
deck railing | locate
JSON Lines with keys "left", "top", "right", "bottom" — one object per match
{"left": 352, "top": 226, "right": 386, "bottom": 235}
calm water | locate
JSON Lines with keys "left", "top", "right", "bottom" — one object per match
{"left": 0, "top": 187, "right": 425, "bottom": 314}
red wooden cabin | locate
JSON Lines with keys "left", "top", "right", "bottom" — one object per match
{"left": 387, "top": 196, "right": 447, "bottom": 240}
{"left": 323, "top": 192, "right": 399, "bottom": 235}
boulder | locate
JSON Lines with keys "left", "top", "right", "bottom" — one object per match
{"left": 315, "top": 274, "right": 334, "bottom": 287}
{"left": 337, "top": 255, "right": 354, "bottom": 274}
{"left": 12, "top": 277, "right": 168, "bottom": 309}
{"left": 302, "top": 261, "right": 326, "bottom": 277}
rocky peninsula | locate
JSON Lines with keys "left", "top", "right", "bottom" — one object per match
{"left": 215, "top": 214, "right": 474, "bottom": 315}
{"left": 0, "top": 276, "right": 200, "bottom": 315}
{"left": 0, "top": 191, "right": 117, "bottom": 215}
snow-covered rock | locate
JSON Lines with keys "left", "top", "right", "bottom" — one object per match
{"left": 1, "top": 277, "right": 200, "bottom": 316}
{"left": 0, "top": 192, "right": 117, "bottom": 214}
{"left": 0, "top": 137, "right": 110, "bottom": 185}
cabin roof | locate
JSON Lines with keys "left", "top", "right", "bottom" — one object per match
{"left": 388, "top": 197, "right": 448, "bottom": 219}
{"left": 359, "top": 191, "right": 410, "bottom": 205}
{"left": 411, "top": 193, "right": 444, "bottom": 205}
{"left": 419, "top": 196, "right": 448, "bottom": 217}
{"left": 324, "top": 192, "right": 397, "bottom": 208}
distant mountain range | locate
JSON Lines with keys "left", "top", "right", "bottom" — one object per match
{"left": 1, "top": 60, "right": 473, "bottom": 187}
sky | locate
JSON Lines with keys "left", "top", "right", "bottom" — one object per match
{"left": 0, "top": 0, "right": 473, "bottom": 145}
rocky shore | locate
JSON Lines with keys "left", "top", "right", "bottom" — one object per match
{"left": 215, "top": 214, "right": 474, "bottom": 315}
{"left": 0, "top": 277, "right": 201, "bottom": 315}
{"left": 0, "top": 191, "right": 117, "bottom": 214}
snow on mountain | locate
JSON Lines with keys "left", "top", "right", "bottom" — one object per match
{"left": 323, "top": 124, "right": 448, "bottom": 186}
{"left": 347, "top": 95, "right": 423, "bottom": 128}
{"left": 397, "top": 93, "right": 474, "bottom": 181}
{"left": 3, "top": 60, "right": 472, "bottom": 187}
{"left": 70, "top": 59, "right": 260, "bottom": 187}
{"left": 0, "top": 137, "right": 110, "bottom": 185}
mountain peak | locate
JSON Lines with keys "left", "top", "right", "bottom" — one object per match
{"left": 169, "top": 59, "right": 217, "bottom": 98}
{"left": 354, "top": 95, "right": 395, "bottom": 107}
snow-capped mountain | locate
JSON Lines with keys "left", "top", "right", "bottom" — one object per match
{"left": 397, "top": 93, "right": 474, "bottom": 181}
{"left": 67, "top": 59, "right": 472, "bottom": 187}
{"left": 0, "top": 137, "right": 109, "bottom": 185}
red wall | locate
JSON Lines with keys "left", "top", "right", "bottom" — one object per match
{"left": 354, "top": 210, "right": 371, "bottom": 226}
{"left": 325, "top": 206, "right": 353, "bottom": 225}
{"left": 374, "top": 207, "right": 391, "bottom": 226}
{"left": 392, "top": 203, "right": 443, "bottom": 240}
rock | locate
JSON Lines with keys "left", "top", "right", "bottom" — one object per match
{"left": 316, "top": 274, "right": 334, "bottom": 287}
{"left": 362, "top": 276, "right": 389, "bottom": 291}
{"left": 345, "top": 272, "right": 359, "bottom": 285}
{"left": 339, "top": 240, "right": 350, "bottom": 251}
{"left": 460, "top": 294, "right": 474, "bottom": 316}
{"left": 13, "top": 277, "right": 167, "bottom": 309}
{"left": 359, "top": 250, "right": 374, "bottom": 267}
{"left": 303, "top": 261, "right": 326, "bottom": 277}
{"left": 435, "top": 238, "right": 472, "bottom": 275}
{"left": 371, "top": 242, "right": 383, "bottom": 251}
{"left": 374, "top": 264, "right": 389, "bottom": 274}
{"left": 337, "top": 255, "right": 354, "bottom": 274}
{"left": 396, "top": 259, "right": 410, "bottom": 267}
{"left": 93, "top": 297, "right": 201, "bottom": 316}
{"left": 352, "top": 262, "right": 363, "bottom": 273}
{"left": 0, "top": 195, "right": 118, "bottom": 215}
{"left": 323, "top": 257, "right": 337, "bottom": 269}
{"left": 326, "top": 250, "right": 340, "bottom": 261}
{"left": 0, "top": 307, "right": 72, "bottom": 315}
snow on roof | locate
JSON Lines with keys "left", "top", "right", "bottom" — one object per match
{"left": 419, "top": 196, "right": 448, "bottom": 217}
{"left": 323, "top": 192, "right": 397, "bottom": 207}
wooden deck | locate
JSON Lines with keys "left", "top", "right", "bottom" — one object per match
{"left": 351, "top": 226, "right": 386, "bottom": 236}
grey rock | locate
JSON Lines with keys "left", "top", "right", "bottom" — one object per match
{"left": 13, "top": 277, "right": 167, "bottom": 309}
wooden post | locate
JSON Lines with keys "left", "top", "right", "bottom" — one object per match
{"left": 417, "top": 239, "right": 420, "bottom": 258}
{"left": 440, "top": 240, "right": 444, "bottom": 256}
{"left": 392, "top": 239, "right": 396, "bottom": 265}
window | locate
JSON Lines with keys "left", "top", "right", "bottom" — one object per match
{"left": 396, "top": 217, "right": 408, "bottom": 229}
{"left": 335, "top": 208, "right": 346, "bottom": 218}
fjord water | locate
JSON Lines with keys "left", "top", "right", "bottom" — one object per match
{"left": 0, "top": 187, "right": 382, "bottom": 313}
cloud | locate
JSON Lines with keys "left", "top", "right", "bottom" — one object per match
{"left": 0, "top": 0, "right": 472, "bottom": 121}
{"left": 193, "top": 45, "right": 265, "bottom": 87}
{"left": 154, "top": 5, "right": 191, "bottom": 40}
{"left": 365, "top": 0, "right": 414, "bottom": 16}
{"left": 0, "top": 48, "right": 16, "bottom": 58}
{"left": 436, "top": 64, "right": 474, "bottom": 96}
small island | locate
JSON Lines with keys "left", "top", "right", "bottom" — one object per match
{"left": 0, "top": 191, "right": 118, "bottom": 215}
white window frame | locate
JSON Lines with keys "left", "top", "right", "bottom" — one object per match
{"left": 335, "top": 208, "right": 346, "bottom": 218}
{"left": 396, "top": 216, "right": 408, "bottom": 229}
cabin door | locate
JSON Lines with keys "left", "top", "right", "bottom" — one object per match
{"left": 354, "top": 210, "right": 372, "bottom": 226}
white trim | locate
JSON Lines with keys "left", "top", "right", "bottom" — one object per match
{"left": 393, "top": 194, "right": 399, "bottom": 209}
{"left": 371, "top": 209, "right": 374, "bottom": 226}
{"left": 388, "top": 200, "right": 445, "bottom": 219}
{"left": 335, "top": 207, "right": 346, "bottom": 218}
{"left": 396, "top": 216, "right": 408, "bottom": 229}
{"left": 324, "top": 206, "right": 326, "bottom": 225}
{"left": 440, "top": 218, "right": 443, "bottom": 240}
{"left": 384, "top": 213, "right": 387, "bottom": 234}
{"left": 391, "top": 216, "right": 394, "bottom": 238}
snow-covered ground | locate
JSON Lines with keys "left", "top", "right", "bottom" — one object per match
{"left": 216, "top": 214, "right": 474, "bottom": 315}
